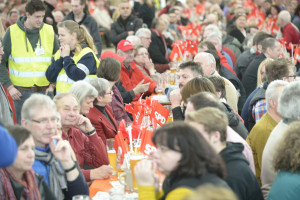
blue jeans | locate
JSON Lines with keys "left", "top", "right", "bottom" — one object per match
{"left": 13, "top": 89, "right": 54, "bottom": 124}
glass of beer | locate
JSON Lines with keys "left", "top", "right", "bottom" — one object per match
{"left": 130, "top": 154, "right": 146, "bottom": 191}
{"left": 106, "top": 138, "right": 117, "bottom": 175}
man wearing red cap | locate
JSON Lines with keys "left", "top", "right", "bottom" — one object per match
{"left": 117, "top": 40, "right": 157, "bottom": 101}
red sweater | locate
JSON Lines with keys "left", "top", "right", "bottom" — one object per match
{"left": 120, "top": 62, "right": 157, "bottom": 101}
{"left": 62, "top": 127, "right": 109, "bottom": 181}
{"left": 282, "top": 23, "right": 300, "bottom": 46}
{"left": 217, "top": 51, "right": 237, "bottom": 76}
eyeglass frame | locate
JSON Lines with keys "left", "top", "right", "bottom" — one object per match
{"left": 31, "top": 117, "right": 59, "bottom": 125}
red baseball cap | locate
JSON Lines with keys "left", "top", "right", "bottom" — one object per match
{"left": 101, "top": 51, "right": 125, "bottom": 63}
{"left": 117, "top": 40, "right": 134, "bottom": 52}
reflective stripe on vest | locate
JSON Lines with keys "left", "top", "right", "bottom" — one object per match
{"left": 9, "top": 23, "right": 54, "bottom": 87}
{"left": 54, "top": 47, "right": 100, "bottom": 93}
{"left": 9, "top": 55, "right": 52, "bottom": 63}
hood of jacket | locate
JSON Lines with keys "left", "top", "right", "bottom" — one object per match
{"left": 220, "top": 142, "right": 249, "bottom": 165}
{"left": 16, "top": 16, "right": 44, "bottom": 52}
{"left": 222, "top": 102, "right": 240, "bottom": 127}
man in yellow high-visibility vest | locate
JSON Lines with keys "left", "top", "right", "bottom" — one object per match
{"left": 0, "top": 0, "right": 59, "bottom": 124}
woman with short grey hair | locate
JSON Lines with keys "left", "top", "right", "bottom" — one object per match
{"left": 69, "top": 81, "right": 98, "bottom": 115}
{"left": 86, "top": 78, "right": 118, "bottom": 145}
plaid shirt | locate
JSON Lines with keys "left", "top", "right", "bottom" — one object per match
{"left": 252, "top": 99, "right": 267, "bottom": 122}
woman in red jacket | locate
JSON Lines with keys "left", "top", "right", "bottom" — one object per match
{"left": 86, "top": 78, "right": 118, "bottom": 145}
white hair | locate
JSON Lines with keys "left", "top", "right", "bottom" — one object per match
{"left": 194, "top": 52, "right": 216, "bottom": 70}
{"left": 88, "top": 77, "right": 110, "bottom": 97}
{"left": 135, "top": 28, "right": 151, "bottom": 38}
{"left": 206, "top": 32, "right": 222, "bottom": 45}
{"left": 278, "top": 81, "right": 300, "bottom": 120}
{"left": 69, "top": 80, "right": 98, "bottom": 106}
{"left": 265, "top": 80, "right": 288, "bottom": 110}
{"left": 278, "top": 10, "right": 291, "bottom": 24}
{"left": 126, "top": 35, "right": 141, "bottom": 47}
{"left": 22, "top": 94, "right": 56, "bottom": 120}
{"left": 204, "top": 24, "right": 222, "bottom": 38}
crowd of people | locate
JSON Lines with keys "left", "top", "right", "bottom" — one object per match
{"left": 0, "top": 0, "right": 300, "bottom": 199}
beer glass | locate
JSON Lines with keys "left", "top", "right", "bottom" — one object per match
{"left": 130, "top": 154, "right": 146, "bottom": 191}
{"left": 106, "top": 138, "right": 117, "bottom": 175}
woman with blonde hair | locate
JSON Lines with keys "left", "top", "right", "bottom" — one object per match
{"left": 46, "top": 20, "right": 100, "bottom": 93}
{"left": 256, "top": 58, "right": 273, "bottom": 88}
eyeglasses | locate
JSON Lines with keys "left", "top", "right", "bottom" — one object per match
{"left": 105, "top": 90, "right": 113, "bottom": 95}
{"left": 287, "top": 75, "right": 297, "bottom": 79}
{"left": 142, "top": 37, "right": 151, "bottom": 40}
{"left": 31, "top": 117, "right": 58, "bottom": 125}
{"left": 136, "top": 53, "right": 149, "bottom": 56}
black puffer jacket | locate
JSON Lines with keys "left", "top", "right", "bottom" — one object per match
{"left": 64, "top": 12, "right": 102, "bottom": 57}
{"left": 220, "top": 142, "right": 263, "bottom": 200}
{"left": 222, "top": 102, "right": 248, "bottom": 139}
{"left": 110, "top": 15, "right": 143, "bottom": 46}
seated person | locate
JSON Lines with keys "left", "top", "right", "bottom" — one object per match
{"left": 135, "top": 122, "right": 229, "bottom": 200}
{"left": 46, "top": 20, "right": 99, "bottom": 93}
{"left": 53, "top": 93, "right": 112, "bottom": 182}
{"left": 186, "top": 108, "right": 263, "bottom": 200}
{"left": 133, "top": 44, "right": 159, "bottom": 82}
{"left": 116, "top": 40, "right": 158, "bottom": 101}
{"left": 0, "top": 125, "right": 56, "bottom": 200}
{"left": 0, "top": 125, "right": 17, "bottom": 167}
{"left": 97, "top": 54, "right": 132, "bottom": 124}
{"left": 21, "top": 94, "right": 89, "bottom": 199}
{"left": 86, "top": 78, "right": 118, "bottom": 145}
{"left": 69, "top": 80, "right": 98, "bottom": 116}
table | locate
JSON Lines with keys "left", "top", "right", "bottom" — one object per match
{"left": 89, "top": 176, "right": 118, "bottom": 198}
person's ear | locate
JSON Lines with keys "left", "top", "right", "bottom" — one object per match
{"left": 210, "top": 131, "right": 221, "bottom": 144}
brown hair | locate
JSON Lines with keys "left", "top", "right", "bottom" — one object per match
{"left": 186, "top": 107, "right": 228, "bottom": 142}
{"left": 273, "top": 121, "right": 300, "bottom": 173}
{"left": 57, "top": 20, "right": 97, "bottom": 55}
{"left": 181, "top": 77, "right": 216, "bottom": 103}
{"left": 97, "top": 57, "right": 121, "bottom": 81}
{"left": 207, "top": 76, "right": 226, "bottom": 99}
{"left": 265, "top": 58, "right": 292, "bottom": 83}
{"left": 6, "top": 125, "right": 32, "bottom": 147}
{"left": 25, "top": 0, "right": 46, "bottom": 15}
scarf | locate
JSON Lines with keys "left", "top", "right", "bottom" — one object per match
{"left": 34, "top": 148, "right": 67, "bottom": 200}
{"left": 0, "top": 168, "right": 40, "bottom": 200}
{"left": 152, "top": 29, "right": 169, "bottom": 62}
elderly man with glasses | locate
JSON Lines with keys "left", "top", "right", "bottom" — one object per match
{"left": 21, "top": 93, "right": 89, "bottom": 200}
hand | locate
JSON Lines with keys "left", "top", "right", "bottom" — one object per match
{"left": 49, "top": 136, "right": 73, "bottom": 163}
{"left": 76, "top": 115, "right": 94, "bottom": 134}
{"left": 133, "top": 80, "right": 150, "bottom": 95}
{"left": 128, "top": 31, "right": 134, "bottom": 36}
{"left": 45, "top": 17, "right": 53, "bottom": 25}
{"left": 45, "top": 84, "right": 55, "bottom": 95}
{"left": 134, "top": 160, "right": 156, "bottom": 186}
{"left": 8, "top": 86, "right": 22, "bottom": 100}
{"left": 170, "top": 88, "right": 182, "bottom": 109}
{"left": 144, "top": 58, "right": 156, "bottom": 75}
{"left": 60, "top": 44, "right": 71, "bottom": 57}
{"left": 90, "top": 165, "right": 113, "bottom": 180}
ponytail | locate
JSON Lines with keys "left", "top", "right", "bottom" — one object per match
{"left": 58, "top": 20, "right": 97, "bottom": 55}
{"left": 77, "top": 25, "right": 98, "bottom": 54}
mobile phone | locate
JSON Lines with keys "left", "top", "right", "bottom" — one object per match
{"left": 53, "top": 138, "right": 57, "bottom": 147}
